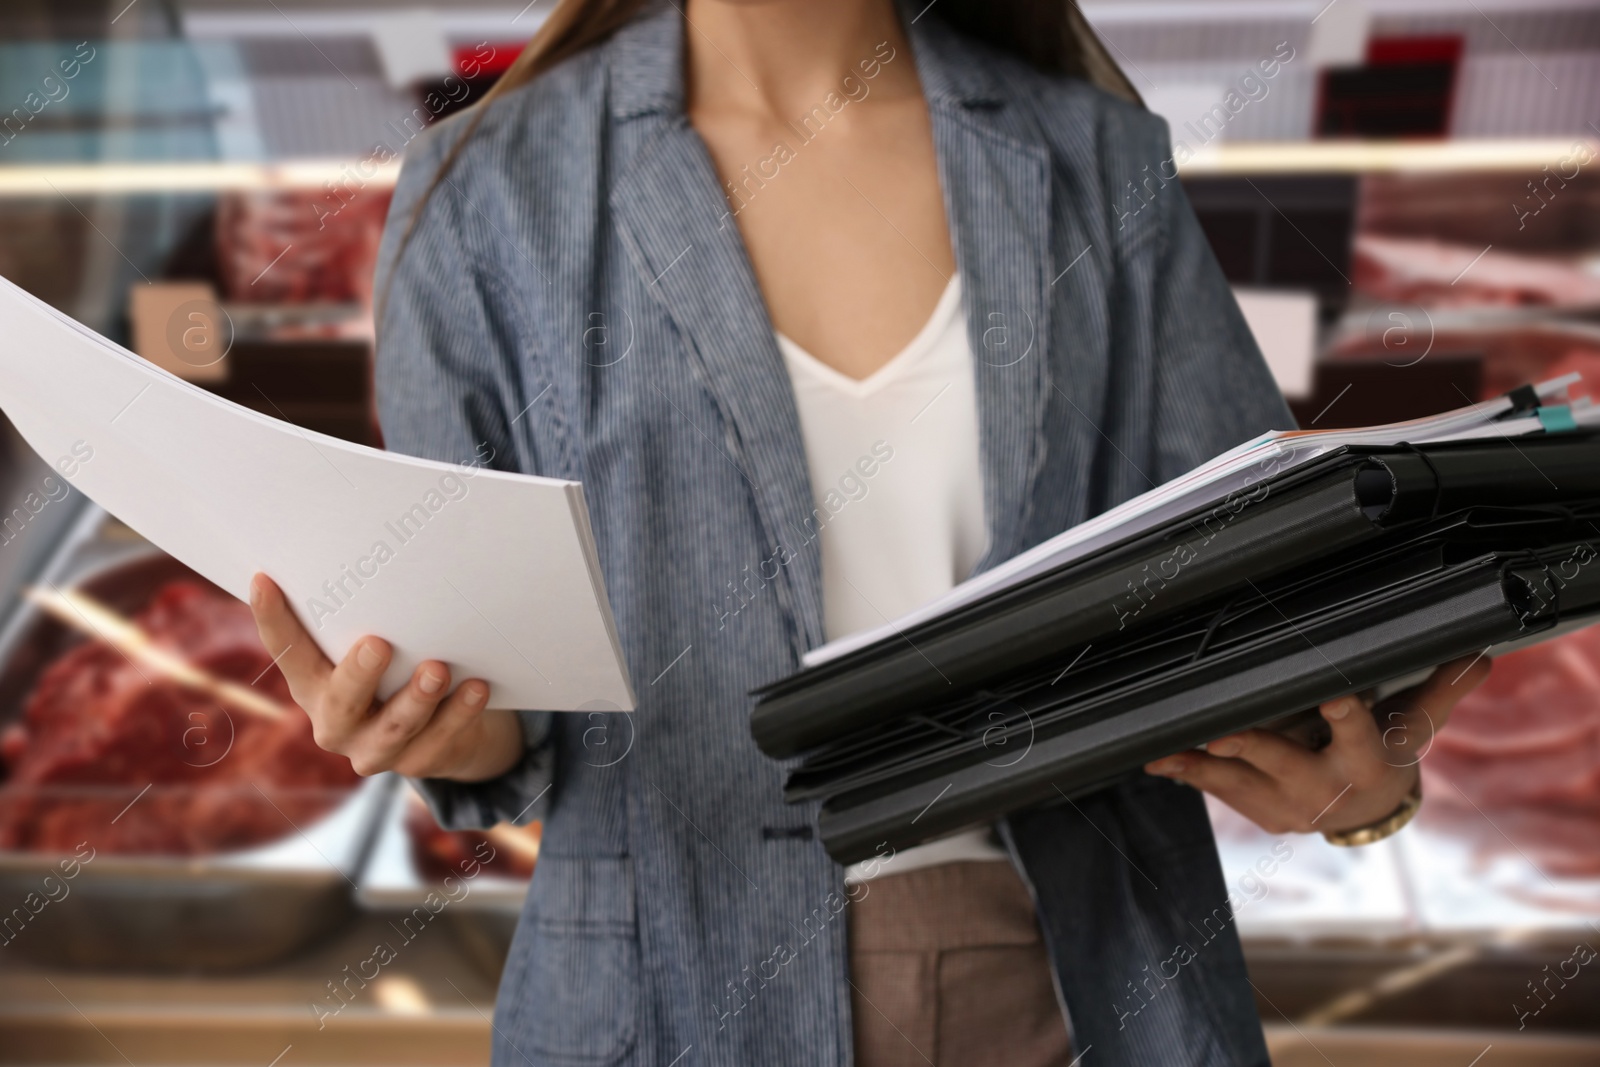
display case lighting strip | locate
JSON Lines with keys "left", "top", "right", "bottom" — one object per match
{"left": 0, "top": 139, "right": 1592, "bottom": 196}
{"left": 1178, "top": 138, "right": 1599, "bottom": 175}
{"left": 0, "top": 159, "right": 403, "bottom": 197}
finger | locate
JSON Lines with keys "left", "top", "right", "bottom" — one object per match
{"left": 344, "top": 661, "right": 453, "bottom": 776}
{"left": 1365, "top": 655, "right": 1491, "bottom": 768}
{"left": 1147, "top": 750, "right": 1282, "bottom": 819}
{"left": 1318, "top": 694, "right": 1420, "bottom": 783}
{"left": 1399, "top": 654, "right": 1493, "bottom": 734}
{"left": 1205, "top": 728, "right": 1319, "bottom": 781}
{"left": 317, "top": 636, "right": 391, "bottom": 740}
{"left": 249, "top": 574, "right": 332, "bottom": 704}
{"left": 1322, "top": 692, "right": 1381, "bottom": 747}
{"left": 390, "top": 679, "right": 492, "bottom": 777}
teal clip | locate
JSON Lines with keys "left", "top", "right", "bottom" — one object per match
{"left": 1536, "top": 405, "right": 1578, "bottom": 433}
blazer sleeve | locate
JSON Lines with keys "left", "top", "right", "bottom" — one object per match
{"left": 1144, "top": 117, "right": 1298, "bottom": 484}
{"left": 372, "top": 126, "right": 555, "bottom": 830}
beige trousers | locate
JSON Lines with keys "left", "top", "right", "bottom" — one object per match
{"left": 848, "top": 860, "right": 1076, "bottom": 1067}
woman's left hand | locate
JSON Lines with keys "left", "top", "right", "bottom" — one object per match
{"left": 1144, "top": 655, "right": 1492, "bottom": 835}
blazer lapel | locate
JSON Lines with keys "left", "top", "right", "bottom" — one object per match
{"left": 905, "top": 14, "right": 1075, "bottom": 573}
{"left": 608, "top": 11, "right": 827, "bottom": 655}
{"left": 604, "top": 6, "right": 1096, "bottom": 655}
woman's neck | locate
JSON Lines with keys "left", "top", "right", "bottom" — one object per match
{"left": 683, "top": 0, "right": 917, "bottom": 119}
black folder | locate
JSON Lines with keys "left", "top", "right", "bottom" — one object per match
{"left": 752, "top": 434, "right": 1600, "bottom": 759}
{"left": 804, "top": 535, "right": 1600, "bottom": 862}
{"left": 749, "top": 427, "right": 1600, "bottom": 865}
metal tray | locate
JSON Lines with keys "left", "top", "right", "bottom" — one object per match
{"left": 356, "top": 780, "right": 531, "bottom": 981}
{"left": 0, "top": 506, "right": 390, "bottom": 970}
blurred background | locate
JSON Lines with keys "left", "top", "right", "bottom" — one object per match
{"left": 0, "top": 1, "right": 1596, "bottom": 1064}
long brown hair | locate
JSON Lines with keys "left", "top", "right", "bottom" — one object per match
{"left": 382, "top": 0, "right": 1138, "bottom": 311}
{"left": 485, "top": 0, "right": 1140, "bottom": 108}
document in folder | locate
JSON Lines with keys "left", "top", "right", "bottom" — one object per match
{"left": 0, "top": 276, "right": 634, "bottom": 713}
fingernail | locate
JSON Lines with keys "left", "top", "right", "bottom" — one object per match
{"left": 1151, "top": 756, "right": 1187, "bottom": 776}
{"left": 1209, "top": 738, "right": 1242, "bottom": 758}
{"left": 418, "top": 669, "right": 445, "bottom": 696}
{"left": 1325, "top": 698, "right": 1351, "bottom": 720}
{"left": 463, "top": 684, "right": 487, "bottom": 707}
{"left": 249, "top": 576, "right": 263, "bottom": 607}
{"left": 357, "top": 641, "right": 384, "bottom": 671}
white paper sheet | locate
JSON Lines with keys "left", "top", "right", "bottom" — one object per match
{"left": 0, "top": 276, "right": 634, "bottom": 712}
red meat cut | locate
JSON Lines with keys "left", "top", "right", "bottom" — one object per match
{"left": 403, "top": 793, "right": 539, "bottom": 882}
{"left": 0, "top": 580, "right": 358, "bottom": 855}
{"left": 1422, "top": 627, "right": 1600, "bottom": 877}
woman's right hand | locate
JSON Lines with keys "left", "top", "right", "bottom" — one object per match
{"left": 248, "top": 573, "right": 524, "bottom": 782}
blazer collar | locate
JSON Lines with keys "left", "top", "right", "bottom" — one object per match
{"left": 899, "top": 3, "right": 1007, "bottom": 111}
{"left": 608, "top": 2, "right": 683, "bottom": 120}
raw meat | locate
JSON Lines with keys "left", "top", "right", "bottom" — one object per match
{"left": 1422, "top": 627, "right": 1600, "bottom": 877}
{"left": 1476, "top": 347, "right": 1600, "bottom": 407}
{"left": 1353, "top": 234, "right": 1600, "bottom": 309}
{"left": 404, "top": 793, "right": 538, "bottom": 882}
{"left": 216, "top": 187, "right": 393, "bottom": 308}
{"left": 0, "top": 580, "right": 358, "bottom": 855}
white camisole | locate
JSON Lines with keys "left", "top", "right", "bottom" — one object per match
{"left": 777, "top": 275, "right": 1009, "bottom": 881}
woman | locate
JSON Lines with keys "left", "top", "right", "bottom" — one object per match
{"left": 250, "top": 1, "right": 1489, "bottom": 1063}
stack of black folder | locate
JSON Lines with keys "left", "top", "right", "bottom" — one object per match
{"left": 751, "top": 402, "right": 1600, "bottom": 864}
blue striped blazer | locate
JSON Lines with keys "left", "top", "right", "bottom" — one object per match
{"left": 375, "top": 5, "right": 1292, "bottom": 1065}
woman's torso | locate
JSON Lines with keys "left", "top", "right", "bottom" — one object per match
{"left": 376, "top": 6, "right": 1290, "bottom": 1065}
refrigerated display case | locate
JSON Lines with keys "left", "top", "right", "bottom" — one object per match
{"left": 0, "top": 507, "right": 391, "bottom": 970}
{"left": 0, "top": 1, "right": 1597, "bottom": 1063}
